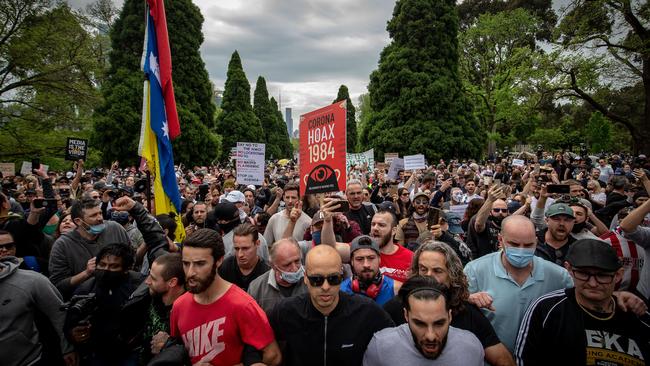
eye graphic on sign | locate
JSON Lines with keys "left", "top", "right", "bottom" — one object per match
{"left": 304, "top": 164, "right": 341, "bottom": 194}
{"left": 310, "top": 166, "right": 333, "bottom": 182}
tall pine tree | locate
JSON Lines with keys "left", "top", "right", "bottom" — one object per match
{"left": 216, "top": 51, "right": 264, "bottom": 159}
{"left": 92, "top": 0, "right": 220, "bottom": 166}
{"left": 254, "top": 76, "right": 281, "bottom": 159}
{"left": 332, "top": 85, "right": 357, "bottom": 152}
{"left": 270, "top": 97, "right": 293, "bottom": 158}
{"left": 364, "top": 0, "right": 484, "bottom": 160}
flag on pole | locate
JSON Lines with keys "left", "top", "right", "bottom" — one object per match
{"left": 139, "top": 0, "right": 185, "bottom": 242}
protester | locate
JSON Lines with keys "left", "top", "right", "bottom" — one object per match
{"left": 466, "top": 185, "right": 509, "bottom": 259}
{"left": 620, "top": 197, "right": 650, "bottom": 302}
{"left": 341, "top": 235, "right": 396, "bottom": 305}
{"left": 371, "top": 209, "right": 413, "bottom": 283}
{"left": 395, "top": 192, "right": 431, "bottom": 246}
{"left": 345, "top": 179, "right": 377, "bottom": 235}
{"left": 264, "top": 183, "right": 311, "bottom": 244}
{"left": 218, "top": 223, "right": 270, "bottom": 291}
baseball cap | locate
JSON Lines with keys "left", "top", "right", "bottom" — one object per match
{"left": 545, "top": 203, "right": 575, "bottom": 219}
{"left": 350, "top": 235, "right": 380, "bottom": 255}
{"left": 442, "top": 211, "right": 464, "bottom": 235}
{"left": 224, "top": 190, "right": 245, "bottom": 203}
{"left": 211, "top": 202, "right": 239, "bottom": 221}
{"left": 566, "top": 239, "right": 621, "bottom": 272}
{"left": 311, "top": 211, "right": 326, "bottom": 226}
{"left": 412, "top": 192, "right": 429, "bottom": 203}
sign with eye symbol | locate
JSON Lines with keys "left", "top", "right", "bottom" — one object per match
{"left": 299, "top": 101, "right": 347, "bottom": 195}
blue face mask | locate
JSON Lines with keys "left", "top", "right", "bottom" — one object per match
{"left": 504, "top": 247, "right": 535, "bottom": 268}
{"left": 280, "top": 265, "right": 304, "bottom": 284}
{"left": 83, "top": 221, "right": 106, "bottom": 235}
{"left": 312, "top": 231, "right": 322, "bottom": 245}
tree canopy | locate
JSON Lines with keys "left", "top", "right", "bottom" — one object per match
{"left": 333, "top": 85, "right": 357, "bottom": 152}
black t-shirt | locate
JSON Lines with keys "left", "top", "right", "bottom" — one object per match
{"left": 535, "top": 228, "right": 577, "bottom": 266}
{"left": 345, "top": 204, "right": 375, "bottom": 235}
{"left": 218, "top": 255, "right": 270, "bottom": 291}
{"left": 466, "top": 215, "right": 500, "bottom": 259}
{"left": 383, "top": 296, "right": 500, "bottom": 348}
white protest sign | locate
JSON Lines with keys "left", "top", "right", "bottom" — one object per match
{"left": 0, "top": 163, "right": 15, "bottom": 177}
{"left": 236, "top": 142, "right": 265, "bottom": 185}
{"left": 387, "top": 158, "right": 404, "bottom": 180}
{"left": 512, "top": 159, "right": 525, "bottom": 167}
{"left": 384, "top": 153, "right": 399, "bottom": 165}
{"left": 403, "top": 154, "right": 426, "bottom": 170}
{"left": 20, "top": 161, "right": 48, "bottom": 175}
{"left": 449, "top": 204, "right": 468, "bottom": 219}
{"left": 347, "top": 149, "right": 374, "bottom": 170}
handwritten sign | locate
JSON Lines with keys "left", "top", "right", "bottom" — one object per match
{"left": 0, "top": 163, "right": 15, "bottom": 177}
{"left": 404, "top": 154, "right": 426, "bottom": 170}
{"left": 236, "top": 142, "right": 265, "bottom": 186}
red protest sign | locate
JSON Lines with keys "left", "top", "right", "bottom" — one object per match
{"left": 299, "top": 101, "right": 347, "bottom": 196}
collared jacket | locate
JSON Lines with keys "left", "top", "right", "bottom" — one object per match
{"left": 247, "top": 268, "right": 307, "bottom": 314}
{"left": 268, "top": 291, "right": 394, "bottom": 366}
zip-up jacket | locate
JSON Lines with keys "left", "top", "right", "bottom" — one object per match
{"left": 268, "top": 291, "right": 394, "bottom": 366}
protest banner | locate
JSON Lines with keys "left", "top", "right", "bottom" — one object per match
{"left": 229, "top": 147, "right": 237, "bottom": 161}
{"left": 20, "top": 161, "right": 48, "bottom": 175}
{"left": 512, "top": 159, "right": 525, "bottom": 167}
{"left": 299, "top": 101, "right": 347, "bottom": 195}
{"left": 347, "top": 149, "right": 374, "bottom": 170}
{"left": 404, "top": 154, "right": 426, "bottom": 170}
{"left": 236, "top": 142, "right": 265, "bottom": 186}
{"left": 449, "top": 204, "right": 468, "bottom": 219}
{"left": 0, "top": 163, "right": 15, "bottom": 177}
{"left": 384, "top": 153, "right": 398, "bottom": 164}
{"left": 65, "top": 138, "right": 88, "bottom": 161}
{"left": 387, "top": 158, "right": 404, "bottom": 180}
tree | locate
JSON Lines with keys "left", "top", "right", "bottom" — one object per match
{"left": 270, "top": 96, "right": 293, "bottom": 158}
{"left": 459, "top": 9, "right": 542, "bottom": 153}
{"left": 332, "top": 85, "right": 357, "bottom": 152}
{"left": 0, "top": 2, "right": 101, "bottom": 166}
{"left": 215, "top": 51, "right": 264, "bottom": 160}
{"left": 545, "top": 0, "right": 650, "bottom": 154}
{"left": 254, "top": 76, "right": 282, "bottom": 159}
{"left": 92, "top": 0, "right": 220, "bottom": 166}
{"left": 356, "top": 93, "right": 372, "bottom": 151}
{"left": 585, "top": 111, "right": 612, "bottom": 153}
{"left": 364, "top": 0, "right": 485, "bottom": 161}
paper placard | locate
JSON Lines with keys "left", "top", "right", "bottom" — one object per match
{"left": 449, "top": 204, "right": 468, "bottom": 219}
{"left": 384, "top": 153, "right": 399, "bottom": 165}
{"left": 403, "top": 154, "right": 426, "bottom": 170}
{"left": 347, "top": 149, "right": 375, "bottom": 170}
{"left": 511, "top": 159, "right": 525, "bottom": 167}
{"left": 387, "top": 158, "right": 404, "bottom": 180}
{"left": 0, "top": 163, "right": 15, "bottom": 177}
{"left": 20, "top": 161, "right": 48, "bottom": 176}
{"left": 65, "top": 138, "right": 88, "bottom": 161}
{"left": 236, "top": 142, "right": 265, "bottom": 186}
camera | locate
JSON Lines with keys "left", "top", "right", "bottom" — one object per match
{"left": 61, "top": 293, "right": 97, "bottom": 322}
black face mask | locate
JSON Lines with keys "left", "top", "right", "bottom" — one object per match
{"left": 95, "top": 269, "right": 126, "bottom": 288}
{"left": 572, "top": 221, "right": 587, "bottom": 234}
{"left": 219, "top": 218, "right": 240, "bottom": 234}
{"left": 491, "top": 215, "right": 505, "bottom": 226}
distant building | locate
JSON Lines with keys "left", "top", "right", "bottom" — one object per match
{"left": 213, "top": 87, "right": 223, "bottom": 107}
{"left": 285, "top": 108, "right": 293, "bottom": 136}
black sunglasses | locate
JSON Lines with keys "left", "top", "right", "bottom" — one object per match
{"left": 0, "top": 242, "right": 16, "bottom": 250}
{"left": 492, "top": 208, "right": 508, "bottom": 213}
{"left": 307, "top": 273, "right": 343, "bottom": 287}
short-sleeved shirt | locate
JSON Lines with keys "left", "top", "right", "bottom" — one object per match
{"left": 363, "top": 324, "right": 484, "bottom": 366}
{"left": 170, "top": 285, "right": 274, "bottom": 365}
{"left": 340, "top": 275, "right": 395, "bottom": 306}
{"left": 380, "top": 245, "right": 413, "bottom": 283}
{"left": 463, "top": 252, "right": 574, "bottom": 352}
{"left": 465, "top": 216, "right": 500, "bottom": 259}
{"left": 218, "top": 256, "right": 270, "bottom": 291}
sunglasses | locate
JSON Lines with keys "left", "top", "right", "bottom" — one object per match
{"left": 400, "top": 193, "right": 409, "bottom": 196}
{"left": 414, "top": 199, "right": 429, "bottom": 205}
{"left": 572, "top": 269, "right": 615, "bottom": 284}
{"left": 307, "top": 273, "right": 343, "bottom": 287}
{"left": 0, "top": 242, "right": 16, "bottom": 250}
{"left": 492, "top": 208, "right": 508, "bottom": 213}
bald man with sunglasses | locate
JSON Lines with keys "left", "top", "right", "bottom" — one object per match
{"left": 268, "top": 245, "right": 394, "bottom": 366}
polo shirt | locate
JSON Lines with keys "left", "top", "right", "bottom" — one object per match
{"left": 463, "top": 251, "right": 573, "bottom": 352}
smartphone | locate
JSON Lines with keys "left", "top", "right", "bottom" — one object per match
{"left": 198, "top": 183, "right": 209, "bottom": 201}
{"left": 427, "top": 208, "right": 442, "bottom": 229}
{"left": 32, "top": 198, "right": 57, "bottom": 209}
{"left": 546, "top": 184, "right": 571, "bottom": 194}
{"left": 494, "top": 178, "right": 501, "bottom": 186}
{"left": 31, "top": 158, "right": 40, "bottom": 171}
{"left": 332, "top": 199, "right": 350, "bottom": 213}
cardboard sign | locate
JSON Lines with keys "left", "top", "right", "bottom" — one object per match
{"left": 512, "top": 159, "right": 525, "bottom": 167}
{"left": 387, "top": 158, "right": 404, "bottom": 180}
{"left": 236, "top": 142, "right": 265, "bottom": 186}
{"left": 65, "top": 138, "right": 88, "bottom": 161}
{"left": 0, "top": 163, "right": 15, "bottom": 177}
{"left": 299, "top": 101, "right": 347, "bottom": 195}
{"left": 347, "top": 149, "right": 374, "bottom": 170}
{"left": 384, "top": 153, "right": 399, "bottom": 164}
{"left": 20, "top": 161, "right": 48, "bottom": 175}
{"left": 404, "top": 154, "right": 426, "bottom": 170}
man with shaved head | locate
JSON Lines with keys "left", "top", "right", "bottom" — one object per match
{"left": 268, "top": 245, "right": 394, "bottom": 366}
{"left": 463, "top": 215, "right": 574, "bottom": 353}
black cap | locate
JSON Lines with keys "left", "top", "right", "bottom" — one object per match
{"left": 211, "top": 202, "right": 239, "bottom": 221}
{"left": 566, "top": 239, "right": 621, "bottom": 272}
{"left": 350, "top": 235, "right": 380, "bottom": 255}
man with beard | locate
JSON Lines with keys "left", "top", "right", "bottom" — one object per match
{"left": 341, "top": 235, "right": 396, "bottom": 305}
{"left": 170, "top": 229, "right": 281, "bottom": 366}
{"left": 345, "top": 179, "right": 377, "bottom": 235}
{"left": 466, "top": 185, "right": 509, "bottom": 259}
{"left": 363, "top": 276, "right": 484, "bottom": 365}
{"left": 65, "top": 243, "right": 143, "bottom": 365}
{"left": 185, "top": 202, "right": 208, "bottom": 236}
{"left": 395, "top": 192, "right": 431, "bottom": 246}
{"left": 460, "top": 179, "right": 482, "bottom": 204}
{"left": 535, "top": 203, "right": 577, "bottom": 266}
{"left": 567, "top": 198, "right": 609, "bottom": 240}
{"left": 264, "top": 183, "right": 311, "bottom": 243}
{"left": 372, "top": 209, "right": 413, "bottom": 283}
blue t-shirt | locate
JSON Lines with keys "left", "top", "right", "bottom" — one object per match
{"left": 341, "top": 275, "right": 394, "bottom": 306}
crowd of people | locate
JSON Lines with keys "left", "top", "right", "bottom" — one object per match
{"left": 1, "top": 150, "right": 650, "bottom": 365}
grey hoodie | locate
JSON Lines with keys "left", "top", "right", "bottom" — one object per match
{"left": 0, "top": 256, "right": 73, "bottom": 366}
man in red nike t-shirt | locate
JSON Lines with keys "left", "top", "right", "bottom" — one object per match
{"left": 170, "top": 229, "right": 281, "bottom": 365}
{"left": 371, "top": 210, "right": 413, "bottom": 283}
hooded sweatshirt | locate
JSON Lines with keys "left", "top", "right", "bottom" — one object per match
{"left": 0, "top": 256, "right": 73, "bottom": 366}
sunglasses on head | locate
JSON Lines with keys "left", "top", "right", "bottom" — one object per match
{"left": 307, "top": 273, "right": 343, "bottom": 287}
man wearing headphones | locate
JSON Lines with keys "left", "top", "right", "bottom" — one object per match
{"left": 341, "top": 235, "right": 397, "bottom": 305}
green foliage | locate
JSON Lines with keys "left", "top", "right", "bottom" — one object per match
{"left": 356, "top": 93, "right": 372, "bottom": 150}
{"left": 215, "top": 51, "right": 264, "bottom": 160}
{"left": 269, "top": 97, "right": 293, "bottom": 158}
{"left": 254, "top": 76, "right": 290, "bottom": 159}
{"left": 364, "top": 0, "right": 484, "bottom": 161}
{"left": 585, "top": 112, "right": 611, "bottom": 153}
{"left": 92, "top": 0, "right": 220, "bottom": 166}
{"left": 332, "top": 85, "right": 357, "bottom": 152}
